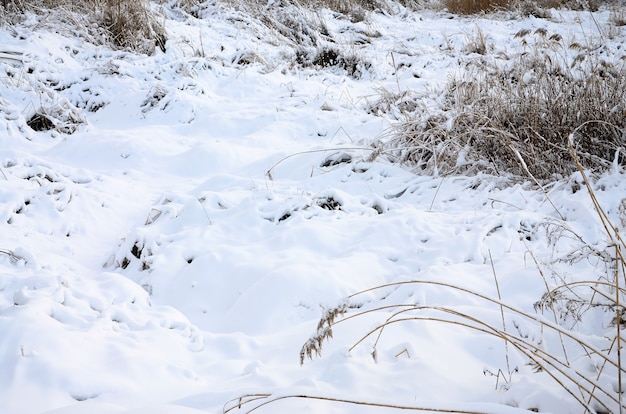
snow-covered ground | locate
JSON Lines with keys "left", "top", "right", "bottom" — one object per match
{"left": 1, "top": 2, "right": 625, "bottom": 413}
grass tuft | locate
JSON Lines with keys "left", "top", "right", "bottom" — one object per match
{"left": 1, "top": 0, "right": 166, "bottom": 54}
{"left": 443, "top": 0, "right": 600, "bottom": 14}
{"left": 444, "top": 0, "right": 508, "bottom": 14}
{"left": 101, "top": 0, "right": 167, "bottom": 53}
{"left": 383, "top": 29, "right": 626, "bottom": 180}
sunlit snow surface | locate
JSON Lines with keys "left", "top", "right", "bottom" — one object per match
{"left": 1, "top": 4, "right": 625, "bottom": 413}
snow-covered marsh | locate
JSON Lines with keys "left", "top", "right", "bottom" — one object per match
{"left": 1, "top": 1, "right": 625, "bottom": 413}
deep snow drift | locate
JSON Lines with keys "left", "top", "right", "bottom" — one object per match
{"left": 1, "top": 3, "right": 625, "bottom": 413}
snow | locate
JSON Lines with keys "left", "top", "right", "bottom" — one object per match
{"left": 1, "top": 2, "right": 625, "bottom": 413}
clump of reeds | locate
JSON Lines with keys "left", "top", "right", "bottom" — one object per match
{"left": 443, "top": 0, "right": 599, "bottom": 14}
{"left": 1, "top": 0, "right": 166, "bottom": 54}
{"left": 384, "top": 28, "right": 626, "bottom": 180}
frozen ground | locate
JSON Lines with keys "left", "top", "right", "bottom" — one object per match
{"left": 1, "top": 3, "right": 625, "bottom": 413}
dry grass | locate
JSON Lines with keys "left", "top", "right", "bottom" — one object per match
{"left": 383, "top": 29, "right": 626, "bottom": 180}
{"left": 443, "top": 0, "right": 508, "bottom": 14}
{"left": 462, "top": 24, "right": 488, "bottom": 54}
{"left": 295, "top": 143, "right": 626, "bottom": 412}
{"left": 224, "top": 393, "right": 504, "bottom": 413}
{"left": 301, "top": 258, "right": 625, "bottom": 412}
{"left": 443, "top": 0, "right": 599, "bottom": 14}
{"left": 100, "top": 0, "right": 166, "bottom": 53}
{"left": 221, "top": 0, "right": 373, "bottom": 77}
{"left": 611, "top": 4, "right": 626, "bottom": 26}
{"left": 0, "top": 0, "right": 166, "bottom": 54}
{"left": 227, "top": 0, "right": 379, "bottom": 43}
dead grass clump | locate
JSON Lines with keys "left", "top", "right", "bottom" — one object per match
{"left": 1, "top": 0, "right": 166, "bottom": 54}
{"left": 385, "top": 31, "right": 626, "bottom": 180}
{"left": 610, "top": 5, "right": 626, "bottom": 26}
{"left": 557, "top": 0, "right": 600, "bottom": 11}
{"left": 221, "top": 0, "right": 377, "bottom": 77}
{"left": 224, "top": 0, "right": 326, "bottom": 48}
{"left": 462, "top": 24, "right": 488, "bottom": 54}
{"left": 317, "top": 0, "right": 380, "bottom": 21}
{"left": 228, "top": 0, "right": 388, "bottom": 47}
{"left": 26, "top": 113, "right": 55, "bottom": 131}
{"left": 295, "top": 0, "right": 385, "bottom": 20}
{"left": 299, "top": 46, "right": 369, "bottom": 77}
{"left": 366, "top": 87, "right": 421, "bottom": 119}
{"left": 443, "top": 0, "right": 600, "bottom": 15}
{"left": 444, "top": 0, "right": 508, "bottom": 14}
{"left": 100, "top": 0, "right": 167, "bottom": 53}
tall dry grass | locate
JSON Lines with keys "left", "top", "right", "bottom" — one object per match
{"left": 443, "top": 0, "right": 599, "bottom": 14}
{"left": 0, "top": 0, "right": 166, "bottom": 54}
{"left": 382, "top": 28, "right": 626, "bottom": 180}
{"left": 101, "top": 0, "right": 166, "bottom": 53}
{"left": 298, "top": 172, "right": 626, "bottom": 412}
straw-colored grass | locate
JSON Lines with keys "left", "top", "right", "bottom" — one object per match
{"left": 383, "top": 28, "right": 626, "bottom": 180}
{"left": 1, "top": 0, "right": 166, "bottom": 54}
{"left": 443, "top": 0, "right": 599, "bottom": 14}
{"left": 294, "top": 145, "right": 626, "bottom": 413}
{"left": 224, "top": 393, "right": 512, "bottom": 413}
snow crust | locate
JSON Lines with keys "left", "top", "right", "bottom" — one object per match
{"left": 1, "top": 3, "right": 625, "bottom": 413}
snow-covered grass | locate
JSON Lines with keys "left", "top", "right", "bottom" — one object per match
{"left": 384, "top": 23, "right": 626, "bottom": 179}
{"left": 1, "top": 1, "right": 625, "bottom": 413}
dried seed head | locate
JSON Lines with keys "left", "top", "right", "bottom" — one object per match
{"left": 569, "top": 42, "right": 584, "bottom": 51}
{"left": 549, "top": 33, "right": 562, "bottom": 42}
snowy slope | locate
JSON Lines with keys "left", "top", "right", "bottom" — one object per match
{"left": 1, "top": 3, "right": 625, "bottom": 413}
